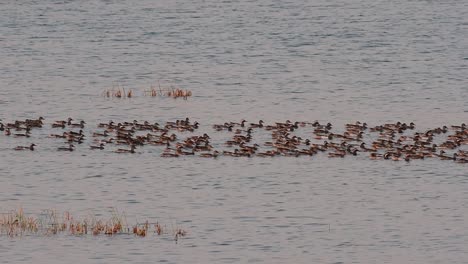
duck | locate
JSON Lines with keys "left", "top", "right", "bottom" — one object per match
{"left": 369, "top": 153, "right": 383, "bottom": 160}
{"left": 328, "top": 151, "right": 346, "bottom": 158}
{"left": 90, "top": 143, "right": 105, "bottom": 150}
{"left": 451, "top": 123, "right": 466, "bottom": 130}
{"left": 51, "top": 122, "right": 65, "bottom": 128}
{"left": 213, "top": 123, "right": 232, "bottom": 131}
{"left": 199, "top": 151, "right": 219, "bottom": 158}
{"left": 70, "top": 120, "right": 86, "bottom": 128}
{"left": 66, "top": 136, "right": 84, "bottom": 144}
{"left": 48, "top": 132, "right": 67, "bottom": 138}
{"left": 160, "top": 152, "right": 179, "bottom": 157}
{"left": 14, "top": 143, "right": 36, "bottom": 151}
{"left": 314, "top": 134, "right": 333, "bottom": 140}
{"left": 176, "top": 147, "right": 195, "bottom": 155}
{"left": 115, "top": 145, "right": 136, "bottom": 154}
{"left": 256, "top": 150, "right": 280, "bottom": 157}
{"left": 14, "top": 125, "right": 31, "bottom": 132}
{"left": 24, "top": 117, "right": 44, "bottom": 128}
{"left": 346, "top": 121, "right": 367, "bottom": 130}
{"left": 223, "top": 149, "right": 244, "bottom": 157}
{"left": 194, "top": 142, "right": 213, "bottom": 152}
{"left": 346, "top": 146, "right": 359, "bottom": 155}
{"left": 314, "top": 122, "right": 332, "bottom": 130}
{"left": 455, "top": 158, "right": 468, "bottom": 163}
{"left": 230, "top": 119, "right": 247, "bottom": 127}
{"left": 98, "top": 120, "right": 115, "bottom": 128}
{"left": 57, "top": 144, "right": 75, "bottom": 151}
{"left": 14, "top": 131, "right": 31, "bottom": 138}
{"left": 65, "top": 130, "right": 84, "bottom": 137}
{"left": 53, "top": 119, "right": 67, "bottom": 125}
{"left": 249, "top": 120, "right": 264, "bottom": 128}
{"left": 437, "top": 150, "right": 457, "bottom": 161}
{"left": 92, "top": 131, "right": 109, "bottom": 137}
{"left": 360, "top": 142, "right": 377, "bottom": 152}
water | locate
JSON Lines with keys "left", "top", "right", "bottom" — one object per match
{"left": 1, "top": 0, "right": 467, "bottom": 263}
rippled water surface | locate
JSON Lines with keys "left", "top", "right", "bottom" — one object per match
{"left": 1, "top": 0, "right": 467, "bottom": 263}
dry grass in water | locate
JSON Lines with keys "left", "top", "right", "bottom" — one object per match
{"left": 103, "top": 81, "right": 192, "bottom": 100}
{"left": 103, "top": 84, "right": 133, "bottom": 99}
{"left": 144, "top": 85, "right": 192, "bottom": 100}
{"left": 0, "top": 208, "right": 187, "bottom": 241}
{"left": 164, "top": 88, "right": 192, "bottom": 99}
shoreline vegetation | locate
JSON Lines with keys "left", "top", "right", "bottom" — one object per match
{"left": 0, "top": 208, "right": 187, "bottom": 241}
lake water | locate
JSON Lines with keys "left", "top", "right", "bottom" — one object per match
{"left": 1, "top": 0, "right": 467, "bottom": 263}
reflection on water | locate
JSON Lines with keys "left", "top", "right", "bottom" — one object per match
{"left": 1, "top": 0, "right": 467, "bottom": 263}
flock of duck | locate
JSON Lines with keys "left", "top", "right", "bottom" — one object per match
{"left": 1, "top": 117, "right": 467, "bottom": 163}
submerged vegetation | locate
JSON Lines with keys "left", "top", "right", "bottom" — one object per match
{"left": 0, "top": 208, "right": 187, "bottom": 240}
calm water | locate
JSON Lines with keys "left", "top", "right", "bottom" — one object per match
{"left": 1, "top": 0, "right": 468, "bottom": 263}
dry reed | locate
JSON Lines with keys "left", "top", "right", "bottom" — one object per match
{"left": 103, "top": 82, "right": 192, "bottom": 99}
{"left": 102, "top": 84, "right": 134, "bottom": 99}
{"left": 144, "top": 86, "right": 192, "bottom": 100}
{"left": 0, "top": 208, "right": 187, "bottom": 240}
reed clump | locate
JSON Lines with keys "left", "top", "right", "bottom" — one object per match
{"left": 103, "top": 85, "right": 192, "bottom": 99}
{"left": 165, "top": 88, "right": 192, "bottom": 99}
{"left": 103, "top": 85, "right": 133, "bottom": 98}
{"left": 144, "top": 85, "right": 192, "bottom": 100}
{"left": 0, "top": 208, "right": 187, "bottom": 241}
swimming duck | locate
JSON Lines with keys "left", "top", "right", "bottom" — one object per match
{"left": 93, "top": 131, "right": 109, "bottom": 137}
{"left": 199, "top": 151, "right": 219, "bottom": 158}
{"left": 176, "top": 147, "right": 195, "bottom": 155}
{"left": 194, "top": 142, "right": 213, "bottom": 152}
{"left": 70, "top": 120, "right": 86, "bottom": 128}
{"left": 369, "top": 153, "right": 383, "bottom": 160}
{"left": 438, "top": 140, "right": 459, "bottom": 150}
{"left": 14, "top": 143, "right": 36, "bottom": 151}
{"left": 90, "top": 143, "right": 105, "bottom": 150}
{"left": 14, "top": 130, "right": 31, "bottom": 138}
{"left": 115, "top": 145, "right": 136, "bottom": 154}
{"left": 58, "top": 144, "right": 75, "bottom": 151}
{"left": 455, "top": 158, "right": 468, "bottom": 163}
{"left": 49, "top": 132, "right": 67, "bottom": 138}
{"left": 65, "top": 130, "right": 84, "bottom": 137}
{"left": 249, "top": 120, "right": 264, "bottom": 128}
{"left": 256, "top": 150, "right": 280, "bottom": 157}
{"left": 160, "top": 152, "right": 179, "bottom": 157}
{"left": 315, "top": 134, "right": 333, "bottom": 140}
{"left": 51, "top": 122, "right": 66, "bottom": 128}
{"left": 437, "top": 150, "right": 457, "bottom": 161}
{"left": 229, "top": 119, "right": 246, "bottom": 127}
{"left": 346, "top": 146, "right": 359, "bottom": 155}
{"left": 98, "top": 120, "right": 115, "bottom": 128}
{"left": 451, "top": 123, "right": 466, "bottom": 130}
{"left": 328, "top": 151, "right": 346, "bottom": 158}
{"left": 346, "top": 121, "right": 367, "bottom": 130}
{"left": 24, "top": 117, "right": 44, "bottom": 128}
